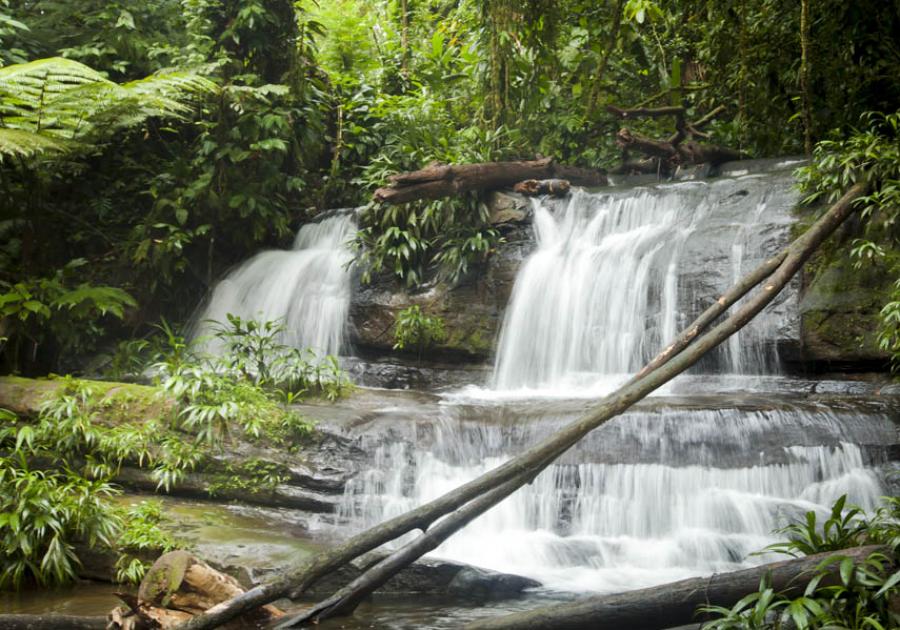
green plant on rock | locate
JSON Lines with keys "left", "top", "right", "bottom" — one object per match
{"left": 393, "top": 305, "right": 447, "bottom": 357}
{"left": 155, "top": 315, "right": 341, "bottom": 449}
{"left": 796, "top": 111, "right": 900, "bottom": 373}
{"left": 207, "top": 458, "right": 290, "bottom": 497}
{"left": 0, "top": 457, "right": 120, "bottom": 589}
{"left": 700, "top": 495, "right": 900, "bottom": 630}
{"left": 114, "top": 500, "right": 180, "bottom": 584}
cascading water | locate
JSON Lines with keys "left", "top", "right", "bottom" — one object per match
{"left": 337, "top": 395, "right": 893, "bottom": 593}
{"left": 493, "top": 172, "right": 799, "bottom": 391}
{"left": 192, "top": 213, "right": 356, "bottom": 356}
{"left": 335, "top": 166, "right": 895, "bottom": 602}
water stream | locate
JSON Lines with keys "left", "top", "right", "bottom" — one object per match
{"left": 191, "top": 212, "right": 356, "bottom": 356}
{"left": 20, "top": 167, "right": 894, "bottom": 626}
{"left": 335, "top": 168, "right": 894, "bottom": 599}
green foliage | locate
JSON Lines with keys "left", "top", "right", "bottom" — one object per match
{"left": 700, "top": 496, "right": 900, "bottom": 629}
{"left": 0, "top": 262, "right": 136, "bottom": 373}
{"left": 356, "top": 196, "right": 502, "bottom": 286}
{"left": 0, "top": 56, "right": 216, "bottom": 161}
{"left": 156, "top": 315, "right": 348, "bottom": 448}
{"left": 797, "top": 111, "right": 900, "bottom": 371}
{"left": 393, "top": 305, "right": 447, "bottom": 355}
{"left": 0, "top": 456, "right": 119, "bottom": 590}
{"left": 767, "top": 495, "right": 867, "bottom": 557}
{"left": 207, "top": 458, "right": 290, "bottom": 497}
{"left": 114, "top": 500, "right": 179, "bottom": 584}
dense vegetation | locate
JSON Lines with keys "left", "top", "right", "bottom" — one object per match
{"left": 0, "top": 0, "right": 899, "bottom": 619}
{"left": 1, "top": 0, "right": 899, "bottom": 374}
{"left": 0, "top": 316, "right": 348, "bottom": 588}
{"left": 703, "top": 496, "right": 900, "bottom": 629}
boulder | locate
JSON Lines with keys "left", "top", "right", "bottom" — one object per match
{"left": 798, "top": 226, "right": 895, "bottom": 368}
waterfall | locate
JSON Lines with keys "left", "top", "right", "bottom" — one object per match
{"left": 492, "top": 173, "right": 799, "bottom": 390}
{"left": 332, "top": 167, "right": 892, "bottom": 603}
{"left": 337, "top": 400, "right": 893, "bottom": 593}
{"left": 192, "top": 213, "right": 356, "bottom": 356}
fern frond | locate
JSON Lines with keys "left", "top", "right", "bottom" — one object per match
{"left": 0, "top": 128, "right": 72, "bottom": 160}
{"left": 0, "top": 58, "right": 218, "bottom": 161}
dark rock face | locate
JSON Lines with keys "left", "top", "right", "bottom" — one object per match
{"left": 348, "top": 191, "right": 532, "bottom": 364}
{"left": 798, "top": 240, "right": 894, "bottom": 368}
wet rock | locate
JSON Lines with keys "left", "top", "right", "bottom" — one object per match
{"left": 486, "top": 190, "right": 530, "bottom": 225}
{"left": 880, "top": 383, "right": 900, "bottom": 396}
{"left": 304, "top": 552, "right": 540, "bottom": 601}
{"left": 114, "top": 467, "right": 339, "bottom": 513}
{"left": 798, "top": 237, "right": 894, "bottom": 368}
{"left": 447, "top": 566, "right": 541, "bottom": 601}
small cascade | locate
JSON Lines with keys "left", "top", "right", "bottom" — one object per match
{"left": 492, "top": 172, "right": 799, "bottom": 390}
{"left": 337, "top": 401, "right": 893, "bottom": 592}
{"left": 192, "top": 213, "right": 356, "bottom": 356}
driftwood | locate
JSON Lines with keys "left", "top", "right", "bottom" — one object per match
{"left": 109, "top": 551, "right": 283, "bottom": 629}
{"left": 372, "top": 157, "right": 607, "bottom": 204}
{"left": 176, "top": 183, "right": 868, "bottom": 630}
{"left": 512, "top": 178, "right": 570, "bottom": 196}
{"left": 608, "top": 103, "right": 741, "bottom": 175}
{"left": 467, "top": 546, "right": 887, "bottom": 629}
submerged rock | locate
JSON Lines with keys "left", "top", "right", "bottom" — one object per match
{"left": 303, "top": 552, "right": 540, "bottom": 602}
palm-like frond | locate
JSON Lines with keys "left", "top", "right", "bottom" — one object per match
{"left": 0, "top": 128, "right": 71, "bottom": 159}
{"left": 0, "top": 57, "right": 217, "bottom": 162}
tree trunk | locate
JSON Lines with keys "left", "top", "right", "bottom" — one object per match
{"left": 372, "top": 158, "right": 608, "bottom": 205}
{"left": 465, "top": 546, "right": 887, "bottom": 630}
{"left": 109, "top": 551, "right": 283, "bottom": 629}
{"left": 176, "top": 183, "right": 868, "bottom": 630}
{"left": 800, "top": 0, "right": 813, "bottom": 154}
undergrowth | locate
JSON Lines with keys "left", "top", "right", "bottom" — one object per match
{"left": 701, "top": 495, "right": 900, "bottom": 629}
{"left": 0, "top": 314, "right": 349, "bottom": 589}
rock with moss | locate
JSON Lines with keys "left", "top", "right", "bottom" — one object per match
{"left": 798, "top": 224, "right": 896, "bottom": 368}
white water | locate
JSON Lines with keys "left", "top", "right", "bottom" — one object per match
{"left": 493, "top": 177, "right": 796, "bottom": 391}
{"left": 338, "top": 402, "right": 890, "bottom": 592}
{"left": 192, "top": 213, "right": 356, "bottom": 356}
{"left": 334, "top": 170, "right": 892, "bottom": 597}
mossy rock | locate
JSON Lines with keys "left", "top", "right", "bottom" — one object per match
{"left": 0, "top": 375, "right": 173, "bottom": 422}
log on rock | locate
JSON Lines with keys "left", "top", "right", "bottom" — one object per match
{"left": 615, "top": 128, "right": 742, "bottom": 167}
{"left": 108, "top": 550, "right": 284, "bottom": 629}
{"left": 0, "top": 615, "right": 108, "bottom": 630}
{"left": 512, "top": 179, "right": 570, "bottom": 196}
{"left": 466, "top": 545, "right": 886, "bottom": 630}
{"left": 373, "top": 158, "right": 607, "bottom": 204}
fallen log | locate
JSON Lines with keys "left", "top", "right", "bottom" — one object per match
{"left": 512, "top": 178, "right": 570, "bottom": 196}
{"left": 615, "top": 128, "right": 742, "bottom": 167}
{"left": 0, "top": 615, "right": 108, "bottom": 630}
{"left": 175, "top": 183, "right": 867, "bottom": 630}
{"left": 108, "top": 551, "right": 283, "bottom": 629}
{"left": 372, "top": 158, "right": 607, "bottom": 205}
{"left": 608, "top": 103, "right": 742, "bottom": 173}
{"left": 465, "top": 545, "right": 887, "bottom": 629}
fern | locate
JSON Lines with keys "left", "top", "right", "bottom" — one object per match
{"left": 0, "top": 57, "right": 216, "bottom": 160}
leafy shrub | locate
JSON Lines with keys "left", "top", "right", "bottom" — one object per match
{"left": 114, "top": 500, "right": 179, "bottom": 584}
{"left": 393, "top": 305, "right": 447, "bottom": 356}
{"left": 700, "top": 495, "right": 900, "bottom": 629}
{"left": 0, "top": 456, "right": 120, "bottom": 589}
{"left": 796, "top": 111, "right": 900, "bottom": 372}
{"left": 0, "top": 260, "right": 137, "bottom": 372}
